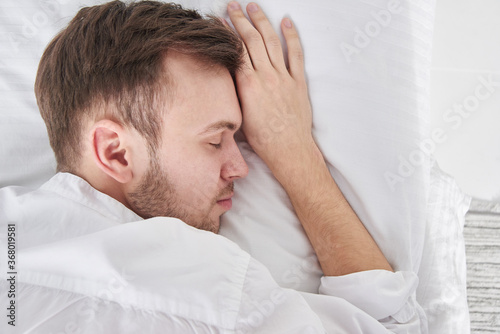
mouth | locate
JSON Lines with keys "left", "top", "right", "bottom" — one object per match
{"left": 216, "top": 192, "right": 233, "bottom": 210}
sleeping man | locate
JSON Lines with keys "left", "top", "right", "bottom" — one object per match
{"left": 0, "top": 1, "right": 426, "bottom": 332}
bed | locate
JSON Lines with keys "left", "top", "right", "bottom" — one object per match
{"left": 464, "top": 199, "right": 500, "bottom": 333}
{"left": 0, "top": 0, "right": 472, "bottom": 333}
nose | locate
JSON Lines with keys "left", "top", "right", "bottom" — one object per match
{"left": 221, "top": 142, "right": 249, "bottom": 181}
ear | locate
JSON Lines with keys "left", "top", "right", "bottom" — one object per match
{"left": 90, "top": 120, "right": 133, "bottom": 184}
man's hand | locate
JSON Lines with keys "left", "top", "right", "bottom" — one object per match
{"left": 227, "top": 2, "right": 393, "bottom": 276}
{"left": 227, "top": 2, "right": 316, "bottom": 170}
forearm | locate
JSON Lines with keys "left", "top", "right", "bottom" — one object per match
{"left": 271, "top": 141, "right": 393, "bottom": 276}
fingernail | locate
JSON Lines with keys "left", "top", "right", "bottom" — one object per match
{"left": 283, "top": 18, "right": 292, "bottom": 28}
{"left": 247, "top": 3, "right": 259, "bottom": 13}
{"left": 228, "top": 1, "right": 240, "bottom": 11}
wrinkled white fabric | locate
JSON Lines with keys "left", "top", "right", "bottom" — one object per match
{"left": 0, "top": 173, "right": 424, "bottom": 333}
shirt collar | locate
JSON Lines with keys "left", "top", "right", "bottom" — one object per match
{"left": 40, "top": 172, "right": 143, "bottom": 224}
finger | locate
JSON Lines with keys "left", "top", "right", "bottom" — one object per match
{"left": 219, "top": 16, "right": 253, "bottom": 74}
{"left": 227, "top": 1, "right": 271, "bottom": 70}
{"left": 237, "top": 38, "right": 254, "bottom": 79}
{"left": 245, "top": 3, "right": 287, "bottom": 71}
{"left": 281, "top": 18, "right": 305, "bottom": 80}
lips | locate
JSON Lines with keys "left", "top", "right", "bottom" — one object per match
{"left": 217, "top": 192, "right": 234, "bottom": 202}
{"left": 217, "top": 192, "right": 233, "bottom": 210}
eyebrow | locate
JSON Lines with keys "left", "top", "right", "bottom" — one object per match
{"left": 198, "top": 121, "right": 241, "bottom": 135}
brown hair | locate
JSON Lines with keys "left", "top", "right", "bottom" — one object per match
{"left": 35, "top": 0, "right": 243, "bottom": 172}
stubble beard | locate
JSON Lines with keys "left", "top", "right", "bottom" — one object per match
{"left": 128, "top": 155, "right": 232, "bottom": 233}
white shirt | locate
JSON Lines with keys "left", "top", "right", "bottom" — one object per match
{"left": 0, "top": 173, "right": 426, "bottom": 333}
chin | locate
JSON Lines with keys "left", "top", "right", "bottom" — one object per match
{"left": 197, "top": 223, "right": 219, "bottom": 234}
{"left": 185, "top": 216, "right": 220, "bottom": 234}
{"left": 208, "top": 220, "right": 221, "bottom": 234}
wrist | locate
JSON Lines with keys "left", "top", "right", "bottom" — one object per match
{"left": 269, "top": 138, "right": 331, "bottom": 192}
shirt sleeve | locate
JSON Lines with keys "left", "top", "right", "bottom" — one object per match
{"left": 319, "top": 270, "right": 428, "bottom": 333}
{"left": 236, "top": 258, "right": 405, "bottom": 333}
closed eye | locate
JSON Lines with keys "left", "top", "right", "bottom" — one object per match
{"left": 210, "top": 143, "right": 222, "bottom": 149}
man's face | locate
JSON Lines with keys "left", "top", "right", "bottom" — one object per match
{"left": 128, "top": 52, "right": 248, "bottom": 233}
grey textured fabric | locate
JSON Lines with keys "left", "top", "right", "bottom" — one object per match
{"left": 465, "top": 198, "right": 500, "bottom": 333}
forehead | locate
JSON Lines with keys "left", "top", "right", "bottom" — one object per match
{"left": 161, "top": 52, "right": 241, "bottom": 134}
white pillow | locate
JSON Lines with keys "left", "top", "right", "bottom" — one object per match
{"left": 218, "top": 0, "right": 467, "bottom": 332}
{"left": 220, "top": 0, "right": 433, "bottom": 290}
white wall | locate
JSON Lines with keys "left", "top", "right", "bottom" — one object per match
{"left": 430, "top": 0, "right": 500, "bottom": 202}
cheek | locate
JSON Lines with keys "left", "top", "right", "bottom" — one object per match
{"left": 163, "top": 146, "right": 223, "bottom": 200}
{"left": 191, "top": 155, "right": 223, "bottom": 191}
